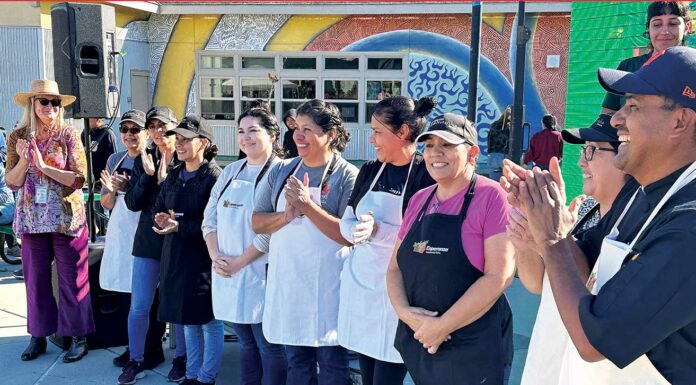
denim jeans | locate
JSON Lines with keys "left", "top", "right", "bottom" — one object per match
{"left": 231, "top": 322, "right": 287, "bottom": 385}
{"left": 285, "top": 345, "right": 349, "bottom": 385}
{"left": 128, "top": 256, "right": 186, "bottom": 361}
{"left": 488, "top": 152, "right": 506, "bottom": 182}
{"left": 184, "top": 319, "right": 224, "bottom": 383}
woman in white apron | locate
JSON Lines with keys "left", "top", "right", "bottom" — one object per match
{"left": 252, "top": 99, "right": 359, "bottom": 385}
{"left": 99, "top": 109, "right": 148, "bottom": 293}
{"left": 337, "top": 96, "right": 436, "bottom": 385}
{"left": 510, "top": 114, "right": 628, "bottom": 385}
{"left": 202, "top": 107, "right": 286, "bottom": 385}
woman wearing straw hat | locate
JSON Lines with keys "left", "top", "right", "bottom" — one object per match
{"left": 7, "top": 79, "right": 94, "bottom": 363}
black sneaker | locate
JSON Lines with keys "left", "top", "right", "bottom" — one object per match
{"left": 180, "top": 380, "right": 200, "bottom": 385}
{"left": 167, "top": 356, "right": 187, "bottom": 382}
{"left": 118, "top": 360, "right": 146, "bottom": 385}
{"left": 113, "top": 349, "right": 130, "bottom": 368}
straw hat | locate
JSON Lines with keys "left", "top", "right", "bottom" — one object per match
{"left": 13, "top": 80, "right": 76, "bottom": 107}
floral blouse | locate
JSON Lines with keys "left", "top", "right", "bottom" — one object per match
{"left": 7, "top": 125, "right": 87, "bottom": 237}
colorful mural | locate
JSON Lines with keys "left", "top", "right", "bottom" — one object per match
{"left": 121, "top": 11, "right": 570, "bottom": 161}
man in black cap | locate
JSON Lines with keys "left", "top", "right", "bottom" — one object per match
{"left": 503, "top": 46, "right": 696, "bottom": 383}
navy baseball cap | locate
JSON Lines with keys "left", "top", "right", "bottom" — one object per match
{"left": 167, "top": 115, "right": 214, "bottom": 141}
{"left": 598, "top": 46, "right": 696, "bottom": 111}
{"left": 416, "top": 113, "right": 477, "bottom": 146}
{"left": 562, "top": 114, "right": 620, "bottom": 151}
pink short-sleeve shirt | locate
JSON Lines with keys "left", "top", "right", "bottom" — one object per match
{"left": 397, "top": 175, "right": 510, "bottom": 272}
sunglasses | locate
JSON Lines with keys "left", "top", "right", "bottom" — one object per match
{"left": 119, "top": 126, "right": 143, "bottom": 135}
{"left": 36, "top": 98, "right": 61, "bottom": 107}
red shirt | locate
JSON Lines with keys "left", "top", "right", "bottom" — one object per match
{"left": 524, "top": 129, "right": 563, "bottom": 165}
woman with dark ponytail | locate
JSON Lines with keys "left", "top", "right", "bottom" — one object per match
{"left": 152, "top": 116, "right": 223, "bottom": 385}
{"left": 252, "top": 99, "right": 358, "bottom": 385}
{"left": 337, "top": 96, "right": 436, "bottom": 385}
{"left": 203, "top": 107, "right": 286, "bottom": 385}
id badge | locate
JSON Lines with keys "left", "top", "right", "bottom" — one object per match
{"left": 36, "top": 185, "right": 48, "bottom": 204}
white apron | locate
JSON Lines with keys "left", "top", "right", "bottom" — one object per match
{"left": 560, "top": 161, "right": 696, "bottom": 384}
{"left": 99, "top": 193, "right": 140, "bottom": 293}
{"left": 211, "top": 160, "right": 270, "bottom": 324}
{"left": 337, "top": 161, "right": 413, "bottom": 363}
{"left": 263, "top": 157, "right": 350, "bottom": 346}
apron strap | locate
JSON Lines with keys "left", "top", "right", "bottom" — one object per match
{"left": 458, "top": 173, "right": 477, "bottom": 224}
{"left": 273, "top": 154, "right": 338, "bottom": 209}
{"left": 218, "top": 154, "right": 277, "bottom": 204}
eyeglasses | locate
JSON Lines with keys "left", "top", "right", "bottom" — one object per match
{"left": 580, "top": 145, "right": 617, "bottom": 162}
{"left": 36, "top": 98, "right": 61, "bottom": 107}
{"left": 119, "top": 126, "right": 142, "bottom": 135}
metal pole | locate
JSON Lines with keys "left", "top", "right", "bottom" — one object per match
{"left": 509, "top": 1, "right": 530, "bottom": 164}
{"left": 467, "top": 1, "right": 482, "bottom": 124}
{"left": 83, "top": 118, "right": 96, "bottom": 242}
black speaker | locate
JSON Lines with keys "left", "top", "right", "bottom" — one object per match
{"left": 50, "top": 2, "right": 116, "bottom": 118}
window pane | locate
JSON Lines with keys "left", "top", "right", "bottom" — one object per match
{"left": 366, "top": 102, "right": 377, "bottom": 123}
{"left": 283, "top": 101, "right": 305, "bottom": 115}
{"left": 366, "top": 81, "right": 402, "bottom": 101}
{"left": 325, "top": 57, "right": 359, "bottom": 70}
{"left": 241, "top": 79, "right": 274, "bottom": 99}
{"left": 242, "top": 100, "right": 276, "bottom": 114}
{"left": 367, "top": 58, "right": 403, "bottom": 70}
{"left": 200, "top": 55, "right": 234, "bottom": 69}
{"left": 282, "top": 80, "right": 316, "bottom": 99}
{"left": 335, "top": 103, "right": 359, "bottom": 123}
{"left": 200, "top": 78, "right": 234, "bottom": 98}
{"left": 324, "top": 80, "right": 358, "bottom": 100}
{"left": 242, "top": 57, "right": 275, "bottom": 69}
{"left": 201, "top": 100, "right": 234, "bottom": 120}
{"left": 283, "top": 57, "right": 316, "bottom": 70}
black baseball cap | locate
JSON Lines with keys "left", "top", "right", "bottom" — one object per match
{"left": 561, "top": 113, "right": 620, "bottom": 151}
{"left": 598, "top": 46, "right": 696, "bottom": 111}
{"left": 416, "top": 113, "right": 477, "bottom": 145}
{"left": 120, "top": 109, "right": 146, "bottom": 128}
{"left": 146, "top": 106, "right": 178, "bottom": 126}
{"left": 167, "top": 115, "right": 214, "bottom": 141}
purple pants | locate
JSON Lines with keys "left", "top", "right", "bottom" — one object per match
{"left": 21, "top": 228, "right": 95, "bottom": 337}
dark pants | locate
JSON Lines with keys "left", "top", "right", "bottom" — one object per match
{"left": 22, "top": 228, "right": 95, "bottom": 337}
{"left": 231, "top": 323, "right": 287, "bottom": 385}
{"left": 357, "top": 354, "right": 407, "bottom": 385}
{"left": 285, "top": 345, "right": 349, "bottom": 385}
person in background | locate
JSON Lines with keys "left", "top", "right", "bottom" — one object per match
{"left": 337, "top": 96, "right": 436, "bottom": 385}
{"left": 153, "top": 116, "right": 222, "bottom": 385}
{"left": 487, "top": 106, "right": 511, "bottom": 181}
{"left": 119, "top": 106, "right": 186, "bottom": 385}
{"left": 7, "top": 79, "right": 93, "bottom": 363}
{"left": 0, "top": 126, "right": 20, "bottom": 262}
{"left": 602, "top": 1, "right": 692, "bottom": 113}
{"left": 203, "top": 107, "right": 286, "bottom": 385}
{"left": 252, "top": 99, "right": 358, "bottom": 385}
{"left": 82, "top": 117, "right": 118, "bottom": 190}
{"left": 282, "top": 109, "right": 299, "bottom": 158}
{"left": 386, "top": 113, "right": 515, "bottom": 385}
{"left": 524, "top": 114, "right": 563, "bottom": 170}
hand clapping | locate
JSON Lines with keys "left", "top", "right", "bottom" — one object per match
{"left": 152, "top": 209, "right": 179, "bottom": 234}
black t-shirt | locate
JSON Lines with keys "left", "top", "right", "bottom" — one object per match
{"left": 283, "top": 130, "right": 298, "bottom": 158}
{"left": 347, "top": 153, "right": 435, "bottom": 214}
{"left": 601, "top": 52, "right": 651, "bottom": 111}
{"left": 83, "top": 126, "right": 118, "bottom": 186}
{"left": 575, "top": 165, "right": 696, "bottom": 383}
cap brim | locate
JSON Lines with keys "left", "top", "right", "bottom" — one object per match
{"left": 597, "top": 68, "right": 660, "bottom": 96}
{"left": 416, "top": 130, "right": 467, "bottom": 145}
{"left": 120, "top": 119, "right": 145, "bottom": 127}
{"left": 146, "top": 115, "right": 173, "bottom": 125}
{"left": 166, "top": 127, "right": 198, "bottom": 138}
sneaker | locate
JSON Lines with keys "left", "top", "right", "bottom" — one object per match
{"left": 118, "top": 360, "right": 146, "bottom": 385}
{"left": 180, "top": 380, "right": 200, "bottom": 385}
{"left": 167, "top": 356, "right": 187, "bottom": 382}
{"left": 113, "top": 349, "right": 130, "bottom": 368}
{"left": 12, "top": 268, "right": 23, "bottom": 280}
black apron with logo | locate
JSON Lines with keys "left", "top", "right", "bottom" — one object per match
{"left": 394, "top": 174, "right": 513, "bottom": 385}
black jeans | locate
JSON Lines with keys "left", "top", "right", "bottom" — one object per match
{"left": 357, "top": 354, "right": 407, "bottom": 385}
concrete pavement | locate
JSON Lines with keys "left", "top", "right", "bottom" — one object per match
{"left": 0, "top": 259, "right": 540, "bottom": 385}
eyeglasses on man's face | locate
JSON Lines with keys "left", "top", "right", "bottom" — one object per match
{"left": 580, "top": 145, "right": 617, "bottom": 162}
